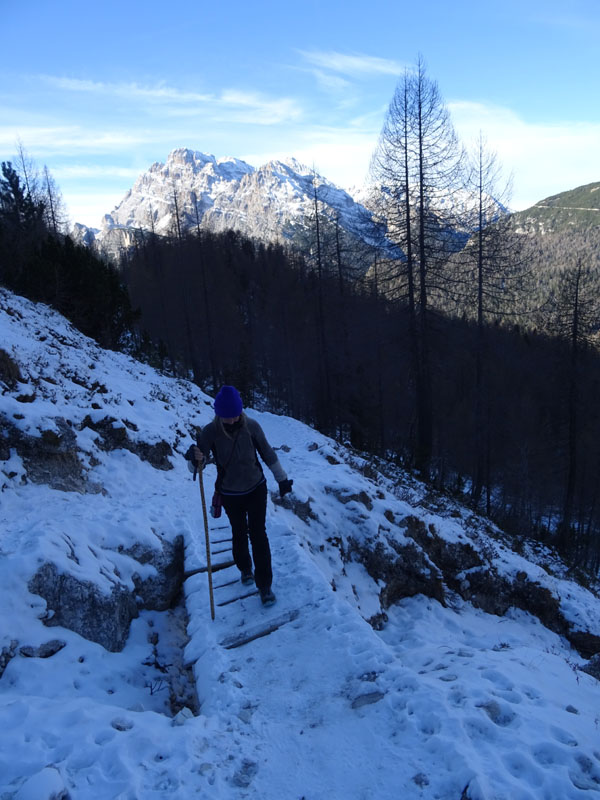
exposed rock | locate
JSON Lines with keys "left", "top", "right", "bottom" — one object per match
{"left": 111, "top": 717, "right": 134, "bottom": 732}
{"left": 80, "top": 414, "right": 173, "bottom": 470}
{"left": 351, "top": 691, "right": 385, "bottom": 709}
{"left": 19, "top": 640, "right": 66, "bottom": 659}
{"left": 28, "top": 563, "right": 139, "bottom": 652}
{"left": 1, "top": 414, "right": 97, "bottom": 493}
{"left": 403, "top": 515, "right": 483, "bottom": 588}
{"left": 367, "top": 611, "right": 388, "bottom": 631}
{"left": 0, "top": 639, "right": 18, "bottom": 678}
{"left": 457, "top": 568, "right": 513, "bottom": 617}
{"left": 581, "top": 654, "right": 600, "bottom": 681}
{"left": 172, "top": 706, "right": 195, "bottom": 726}
{"left": 28, "top": 534, "right": 185, "bottom": 652}
{"left": 0, "top": 417, "right": 11, "bottom": 461}
{"left": 465, "top": 569, "right": 600, "bottom": 659}
{"left": 121, "top": 535, "right": 184, "bottom": 610}
{"left": 398, "top": 515, "right": 599, "bottom": 655}
{"left": 0, "top": 347, "right": 23, "bottom": 389}
{"left": 134, "top": 439, "right": 174, "bottom": 470}
{"left": 325, "top": 486, "right": 373, "bottom": 511}
{"left": 231, "top": 759, "right": 259, "bottom": 789}
{"left": 71, "top": 221, "right": 99, "bottom": 247}
{"left": 351, "top": 514, "right": 598, "bottom": 658}
{"left": 349, "top": 538, "right": 445, "bottom": 609}
{"left": 73, "top": 149, "right": 385, "bottom": 272}
{"left": 569, "top": 631, "right": 600, "bottom": 660}
{"left": 274, "top": 493, "right": 317, "bottom": 522}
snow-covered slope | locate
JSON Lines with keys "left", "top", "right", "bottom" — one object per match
{"left": 2, "top": 289, "right": 600, "bottom": 799}
{"left": 73, "top": 149, "right": 384, "bottom": 261}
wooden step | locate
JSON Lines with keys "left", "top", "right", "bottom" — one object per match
{"left": 217, "top": 589, "right": 259, "bottom": 607}
{"left": 183, "top": 560, "right": 235, "bottom": 580}
{"left": 220, "top": 609, "right": 300, "bottom": 650}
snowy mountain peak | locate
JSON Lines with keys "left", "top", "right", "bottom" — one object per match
{"left": 163, "top": 148, "right": 255, "bottom": 181}
{"left": 72, "top": 149, "right": 383, "bottom": 261}
{"left": 263, "top": 156, "right": 313, "bottom": 178}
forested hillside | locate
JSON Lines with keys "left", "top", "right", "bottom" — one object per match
{"left": 510, "top": 182, "right": 600, "bottom": 235}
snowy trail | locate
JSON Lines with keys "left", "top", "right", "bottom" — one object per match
{"left": 184, "top": 508, "right": 422, "bottom": 799}
{"left": 179, "top": 440, "right": 600, "bottom": 800}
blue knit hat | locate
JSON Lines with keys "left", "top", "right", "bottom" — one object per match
{"left": 214, "top": 385, "right": 243, "bottom": 418}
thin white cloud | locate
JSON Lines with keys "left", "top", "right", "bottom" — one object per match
{"left": 38, "top": 75, "right": 302, "bottom": 124}
{"left": 241, "top": 125, "right": 380, "bottom": 191}
{"left": 62, "top": 191, "right": 127, "bottom": 228}
{"left": 40, "top": 76, "right": 214, "bottom": 104}
{"left": 0, "top": 125, "right": 151, "bottom": 153}
{"left": 449, "top": 100, "right": 600, "bottom": 209}
{"left": 219, "top": 90, "right": 302, "bottom": 124}
{"left": 311, "top": 69, "right": 352, "bottom": 92}
{"left": 299, "top": 50, "right": 404, "bottom": 77}
{"left": 52, "top": 164, "right": 142, "bottom": 180}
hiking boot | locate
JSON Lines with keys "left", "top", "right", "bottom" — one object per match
{"left": 240, "top": 571, "right": 254, "bottom": 585}
{"left": 259, "top": 587, "right": 276, "bottom": 606}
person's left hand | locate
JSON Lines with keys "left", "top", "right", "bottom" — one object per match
{"left": 279, "top": 479, "right": 293, "bottom": 497}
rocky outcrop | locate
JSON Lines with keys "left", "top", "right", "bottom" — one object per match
{"left": 80, "top": 414, "right": 173, "bottom": 470}
{"left": 351, "top": 514, "right": 600, "bottom": 659}
{"left": 29, "top": 563, "right": 139, "bottom": 652}
{"left": 19, "top": 640, "right": 67, "bottom": 659}
{"left": 581, "top": 653, "right": 600, "bottom": 681}
{"left": 402, "top": 515, "right": 483, "bottom": 585}
{"left": 0, "top": 347, "right": 23, "bottom": 389}
{"left": 325, "top": 485, "right": 374, "bottom": 511}
{"left": 0, "top": 640, "right": 18, "bottom": 679}
{"left": 28, "top": 536, "right": 185, "bottom": 652}
{"left": 568, "top": 631, "right": 600, "bottom": 661}
{"left": 349, "top": 537, "right": 445, "bottom": 609}
{"left": 1, "top": 414, "right": 98, "bottom": 493}
{"left": 121, "top": 535, "right": 184, "bottom": 611}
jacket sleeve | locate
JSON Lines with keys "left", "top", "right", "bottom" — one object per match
{"left": 249, "top": 418, "right": 288, "bottom": 483}
{"left": 185, "top": 423, "right": 214, "bottom": 474}
{"left": 195, "top": 422, "right": 217, "bottom": 463}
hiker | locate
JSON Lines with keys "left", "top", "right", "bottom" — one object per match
{"left": 187, "top": 385, "right": 292, "bottom": 606}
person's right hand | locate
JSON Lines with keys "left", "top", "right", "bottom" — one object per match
{"left": 186, "top": 444, "right": 205, "bottom": 468}
{"left": 191, "top": 446, "right": 205, "bottom": 467}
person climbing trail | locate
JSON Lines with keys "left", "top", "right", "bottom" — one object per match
{"left": 187, "top": 385, "right": 293, "bottom": 606}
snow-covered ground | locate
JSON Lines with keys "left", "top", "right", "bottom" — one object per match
{"left": 1, "top": 288, "right": 600, "bottom": 799}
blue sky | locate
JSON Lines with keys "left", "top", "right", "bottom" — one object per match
{"left": 2, "top": 0, "right": 599, "bottom": 227}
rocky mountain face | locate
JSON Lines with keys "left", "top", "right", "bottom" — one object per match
{"left": 72, "top": 149, "right": 383, "bottom": 262}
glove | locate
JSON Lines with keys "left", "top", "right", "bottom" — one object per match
{"left": 185, "top": 444, "right": 204, "bottom": 479}
{"left": 185, "top": 444, "right": 204, "bottom": 466}
{"left": 278, "top": 479, "right": 293, "bottom": 497}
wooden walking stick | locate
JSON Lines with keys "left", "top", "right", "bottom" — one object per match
{"left": 195, "top": 462, "right": 215, "bottom": 621}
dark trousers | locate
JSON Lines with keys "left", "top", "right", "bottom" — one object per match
{"left": 222, "top": 481, "right": 272, "bottom": 591}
